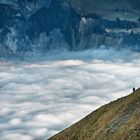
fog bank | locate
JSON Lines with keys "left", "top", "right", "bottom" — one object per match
{"left": 0, "top": 49, "right": 140, "bottom": 140}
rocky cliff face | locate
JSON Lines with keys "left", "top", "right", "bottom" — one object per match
{"left": 0, "top": 0, "right": 140, "bottom": 58}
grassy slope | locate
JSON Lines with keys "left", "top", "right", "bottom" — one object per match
{"left": 49, "top": 88, "right": 140, "bottom": 140}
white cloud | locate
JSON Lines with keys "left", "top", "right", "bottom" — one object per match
{"left": 2, "top": 133, "right": 33, "bottom": 140}
{"left": 0, "top": 49, "right": 140, "bottom": 139}
{"left": 9, "top": 118, "right": 22, "bottom": 127}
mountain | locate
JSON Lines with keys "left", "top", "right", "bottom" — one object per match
{"left": 0, "top": 0, "right": 140, "bottom": 58}
{"left": 64, "top": 0, "right": 140, "bottom": 18}
{"left": 48, "top": 88, "right": 140, "bottom": 140}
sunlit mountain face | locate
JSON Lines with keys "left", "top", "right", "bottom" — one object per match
{"left": 0, "top": 0, "right": 140, "bottom": 140}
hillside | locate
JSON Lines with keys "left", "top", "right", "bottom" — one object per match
{"left": 49, "top": 88, "right": 140, "bottom": 140}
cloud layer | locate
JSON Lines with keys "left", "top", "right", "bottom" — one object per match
{"left": 0, "top": 49, "right": 140, "bottom": 140}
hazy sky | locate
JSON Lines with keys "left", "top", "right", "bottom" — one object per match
{"left": 0, "top": 49, "right": 140, "bottom": 140}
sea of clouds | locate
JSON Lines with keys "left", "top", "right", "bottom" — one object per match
{"left": 0, "top": 48, "right": 140, "bottom": 140}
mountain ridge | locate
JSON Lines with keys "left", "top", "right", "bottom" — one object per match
{"left": 48, "top": 88, "right": 140, "bottom": 140}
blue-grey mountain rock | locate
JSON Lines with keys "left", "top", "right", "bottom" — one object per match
{"left": 0, "top": 0, "right": 140, "bottom": 58}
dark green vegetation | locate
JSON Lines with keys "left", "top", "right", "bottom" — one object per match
{"left": 49, "top": 88, "right": 140, "bottom": 140}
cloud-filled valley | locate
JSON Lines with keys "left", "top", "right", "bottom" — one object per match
{"left": 0, "top": 49, "right": 140, "bottom": 140}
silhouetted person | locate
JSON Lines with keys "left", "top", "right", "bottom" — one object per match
{"left": 133, "top": 87, "right": 135, "bottom": 92}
